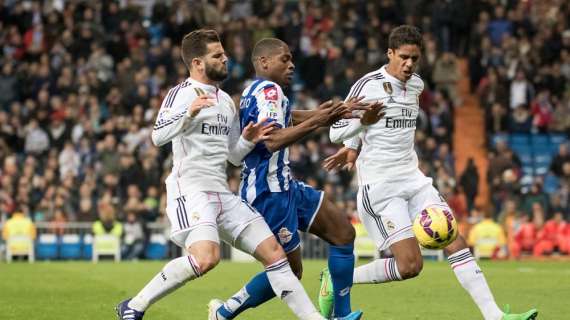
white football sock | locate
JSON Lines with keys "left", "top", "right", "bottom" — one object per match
{"left": 353, "top": 258, "right": 402, "bottom": 284}
{"left": 128, "top": 255, "right": 201, "bottom": 311}
{"left": 265, "top": 258, "right": 321, "bottom": 319}
{"left": 448, "top": 248, "right": 503, "bottom": 320}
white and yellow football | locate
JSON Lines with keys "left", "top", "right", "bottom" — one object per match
{"left": 413, "top": 206, "right": 458, "bottom": 250}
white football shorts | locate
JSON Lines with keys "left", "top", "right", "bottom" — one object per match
{"left": 356, "top": 169, "right": 452, "bottom": 250}
{"left": 166, "top": 191, "right": 273, "bottom": 255}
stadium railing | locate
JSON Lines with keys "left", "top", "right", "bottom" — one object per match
{"left": 0, "top": 222, "right": 332, "bottom": 262}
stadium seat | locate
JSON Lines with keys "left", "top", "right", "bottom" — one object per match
{"left": 144, "top": 234, "right": 168, "bottom": 260}
{"left": 543, "top": 173, "right": 560, "bottom": 194}
{"left": 518, "top": 151, "right": 533, "bottom": 166}
{"left": 420, "top": 247, "right": 444, "bottom": 261}
{"left": 509, "top": 134, "right": 530, "bottom": 146}
{"left": 550, "top": 134, "right": 568, "bottom": 145}
{"left": 522, "top": 166, "right": 534, "bottom": 176}
{"left": 511, "top": 144, "right": 532, "bottom": 158}
{"left": 82, "top": 234, "right": 93, "bottom": 260}
{"left": 6, "top": 234, "right": 35, "bottom": 263}
{"left": 36, "top": 234, "right": 59, "bottom": 260}
{"left": 530, "top": 134, "right": 549, "bottom": 146}
{"left": 60, "top": 234, "right": 82, "bottom": 260}
{"left": 92, "top": 234, "right": 121, "bottom": 262}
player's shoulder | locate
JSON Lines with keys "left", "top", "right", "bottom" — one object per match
{"left": 250, "top": 79, "right": 284, "bottom": 103}
{"left": 347, "top": 69, "right": 385, "bottom": 98}
{"left": 409, "top": 73, "right": 424, "bottom": 92}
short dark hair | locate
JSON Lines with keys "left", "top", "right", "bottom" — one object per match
{"left": 181, "top": 29, "right": 221, "bottom": 68}
{"left": 388, "top": 25, "right": 423, "bottom": 50}
{"left": 251, "top": 38, "right": 287, "bottom": 63}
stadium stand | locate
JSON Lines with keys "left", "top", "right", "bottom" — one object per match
{"left": 0, "top": 0, "right": 568, "bottom": 261}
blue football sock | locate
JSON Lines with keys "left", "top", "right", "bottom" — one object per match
{"left": 329, "top": 244, "right": 355, "bottom": 317}
{"left": 217, "top": 272, "right": 275, "bottom": 319}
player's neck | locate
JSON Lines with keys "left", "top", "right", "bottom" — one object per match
{"left": 385, "top": 64, "right": 407, "bottom": 83}
{"left": 255, "top": 72, "right": 280, "bottom": 86}
{"left": 189, "top": 72, "right": 218, "bottom": 87}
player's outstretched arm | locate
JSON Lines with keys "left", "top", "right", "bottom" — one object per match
{"left": 263, "top": 100, "right": 347, "bottom": 152}
{"left": 291, "top": 96, "right": 369, "bottom": 125}
{"left": 151, "top": 94, "right": 214, "bottom": 146}
{"left": 329, "top": 101, "right": 384, "bottom": 143}
{"left": 228, "top": 117, "right": 277, "bottom": 166}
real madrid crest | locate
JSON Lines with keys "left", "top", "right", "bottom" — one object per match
{"left": 383, "top": 82, "right": 396, "bottom": 103}
{"left": 383, "top": 82, "right": 393, "bottom": 95}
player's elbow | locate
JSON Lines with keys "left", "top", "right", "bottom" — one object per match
{"left": 329, "top": 131, "right": 344, "bottom": 144}
{"left": 151, "top": 130, "right": 166, "bottom": 147}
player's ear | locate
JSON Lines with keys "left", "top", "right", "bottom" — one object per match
{"left": 191, "top": 57, "right": 203, "bottom": 71}
{"left": 259, "top": 56, "right": 269, "bottom": 70}
{"left": 387, "top": 48, "right": 394, "bottom": 60}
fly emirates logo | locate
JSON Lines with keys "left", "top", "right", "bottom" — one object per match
{"left": 384, "top": 108, "right": 417, "bottom": 129}
{"left": 201, "top": 114, "right": 231, "bottom": 136}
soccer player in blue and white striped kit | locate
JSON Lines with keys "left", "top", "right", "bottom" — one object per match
{"left": 209, "top": 38, "right": 383, "bottom": 320}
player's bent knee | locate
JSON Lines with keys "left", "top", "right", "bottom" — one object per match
{"left": 193, "top": 251, "right": 220, "bottom": 274}
{"left": 397, "top": 256, "right": 423, "bottom": 279}
{"left": 254, "top": 237, "right": 287, "bottom": 266}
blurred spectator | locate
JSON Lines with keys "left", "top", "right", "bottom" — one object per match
{"left": 550, "top": 144, "right": 570, "bottom": 177}
{"left": 533, "top": 211, "right": 568, "bottom": 256}
{"left": 92, "top": 201, "right": 123, "bottom": 238}
{"left": 468, "top": 209, "right": 507, "bottom": 259}
{"left": 522, "top": 183, "right": 550, "bottom": 217}
{"left": 122, "top": 211, "right": 145, "bottom": 260}
{"left": 460, "top": 158, "right": 479, "bottom": 212}
{"left": 2, "top": 210, "right": 36, "bottom": 242}
{"left": 432, "top": 52, "right": 460, "bottom": 107}
{"left": 509, "top": 70, "right": 534, "bottom": 111}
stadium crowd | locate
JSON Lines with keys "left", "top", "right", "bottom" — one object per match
{"left": 0, "top": 0, "right": 568, "bottom": 260}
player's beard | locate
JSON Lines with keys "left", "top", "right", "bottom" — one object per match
{"left": 205, "top": 63, "right": 228, "bottom": 82}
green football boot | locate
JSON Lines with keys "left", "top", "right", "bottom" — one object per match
{"left": 318, "top": 268, "right": 334, "bottom": 318}
{"left": 502, "top": 304, "right": 538, "bottom": 320}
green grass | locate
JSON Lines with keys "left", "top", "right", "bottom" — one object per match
{"left": 0, "top": 260, "right": 566, "bottom": 319}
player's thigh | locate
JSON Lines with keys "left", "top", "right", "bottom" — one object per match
{"left": 167, "top": 191, "right": 221, "bottom": 248}
{"left": 253, "top": 189, "right": 302, "bottom": 254}
{"left": 358, "top": 184, "right": 415, "bottom": 251}
{"left": 308, "top": 194, "right": 355, "bottom": 246}
{"left": 219, "top": 194, "right": 276, "bottom": 258}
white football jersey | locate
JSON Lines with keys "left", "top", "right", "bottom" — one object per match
{"left": 152, "top": 78, "right": 238, "bottom": 196}
{"left": 330, "top": 65, "right": 424, "bottom": 186}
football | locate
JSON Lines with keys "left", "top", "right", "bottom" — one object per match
{"left": 413, "top": 206, "right": 458, "bottom": 249}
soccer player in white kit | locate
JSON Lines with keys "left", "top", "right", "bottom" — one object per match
{"left": 323, "top": 25, "right": 538, "bottom": 320}
{"left": 116, "top": 29, "right": 325, "bottom": 320}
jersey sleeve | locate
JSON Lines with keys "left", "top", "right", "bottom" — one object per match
{"left": 227, "top": 101, "right": 255, "bottom": 166}
{"left": 253, "top": 84, "right": 285, "bottom": 127}
{"left": 151, "top": 86, "right": 196, "bottom": 147}
{"left": 329, "top": 80, "right": 379, "bottom": 144}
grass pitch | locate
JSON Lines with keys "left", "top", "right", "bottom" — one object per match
{"left": 0, "top": 260, "right": 566, "bottom": 319}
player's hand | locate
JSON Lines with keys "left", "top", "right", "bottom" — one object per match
{"left": 323, "top": 146, "right": 359, "bottom": 171}
{"left": 314, "top": 100, "right": 349, "bottom": 126}
{"left": 188, "top": 95, "right": 215, "bottom": 118}
{"left": 242, "top": 117, "right": 279, "bottom": 143}
{"left": 341, "top": 96, "right": 369, "bottom": 119}
{"left": 359, "top": 101, "right": 385, "bottom": 126}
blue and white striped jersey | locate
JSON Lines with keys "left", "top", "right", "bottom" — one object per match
{"left": 239, "top": 79, "right": 292, "bottom": 203}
